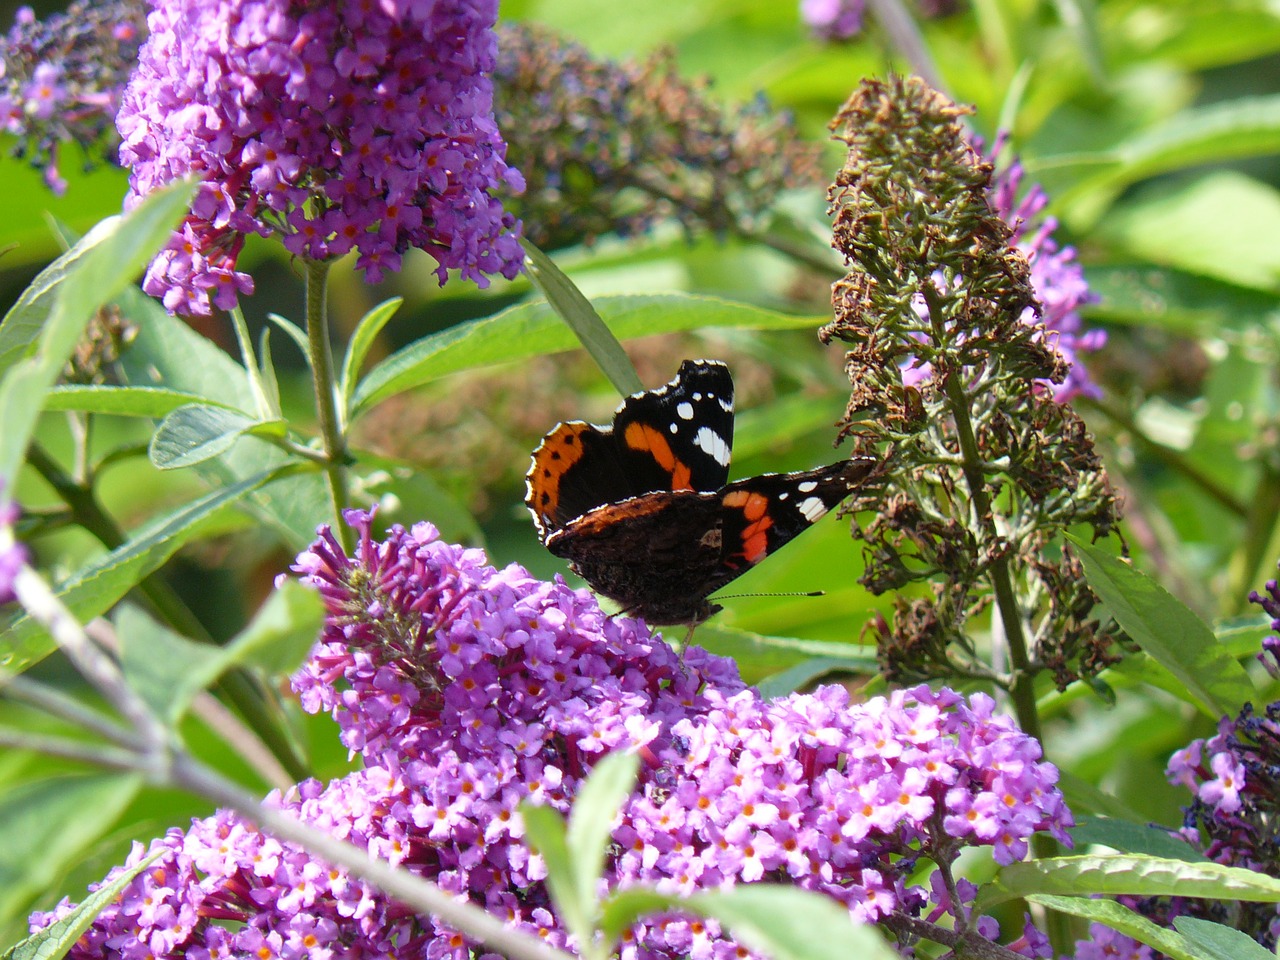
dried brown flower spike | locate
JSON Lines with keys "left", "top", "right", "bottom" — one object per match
{"left": 823, "top": 76, "right": 1121, "bottom": 702}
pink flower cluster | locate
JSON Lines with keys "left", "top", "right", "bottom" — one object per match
{"left": 116, "top": 0, "right": 524, "bottom": 316}
{"left": 988, "top": 138, "right": 1105, "bottom": 401}
{"left": 32, "top": 513, "right": 1071, "bottom": 959}
{"left": 799, "top": 0, "right": 865, "bottom": 40}
{"left": 904, "top": 134, "right": 1105, "bottom": 402}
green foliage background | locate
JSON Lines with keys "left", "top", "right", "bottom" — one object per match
{"left": 3, "top": 0, "right": 1280, "bottom": 951}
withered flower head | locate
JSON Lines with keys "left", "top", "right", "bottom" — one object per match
{"left": 822, "top": 76, "right": 1121, "bottom": 691}
{"left": 493, "top": 22, "right": 820, "bottom": 250}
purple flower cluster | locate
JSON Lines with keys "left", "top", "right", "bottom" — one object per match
{"left": 904, "top": 135, "right": 1104, "bottom": 402}
{"left": 116, "top": 0, "right": 524, "bottom": 316}
{"left": 0, "top": 0, "right": 146, "bottom": 194}
{"left": 989, "top": 139, "right": 1104, "bottom": 401}
{"left": 0, "top": 494, "right": 25, "bottom": 604}
{"left": 32, "top": 513, "right": 1070, "bottom": 958}
{"left": 799, "top": 0, "right": 865, "bottom": 40}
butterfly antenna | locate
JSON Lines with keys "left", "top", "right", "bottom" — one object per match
{"left": 713, "top": 590, "right": 826, "bottom": 601}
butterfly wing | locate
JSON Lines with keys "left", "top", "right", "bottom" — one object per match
{"left": 610, "top": 358, "right": 735, "bottom": 494}
{"left": 704, "top": 457, "right": 878, "bottom": 596}
{"left": 526, "top": 359, "right": 735, "bottom": 539}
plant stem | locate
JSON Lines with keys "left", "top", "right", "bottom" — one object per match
{"left": 864, "top": 0, "right": 945, "bottom": 92}
{"left": 304, "top": 257, "right": 352, "bottom": 552}
{"left": 922, "top": 288, "right": 1041, "bottom": 746}
{"left": 923, "top": 287, "right": 1069, "bottom": 948}
{"left": 23, "top": 441, "right": 310, "bottom": 783}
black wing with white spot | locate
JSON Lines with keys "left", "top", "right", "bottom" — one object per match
{"left": 525, "top": 359, "right": 736, "bottom": 539}
{"left": 610, "top": 358, "right": 735, "bottom": 494}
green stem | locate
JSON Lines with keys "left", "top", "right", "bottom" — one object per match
{"left": 24, "top": 441, "right": 310, "bottom": 783}
{"left": 303, "top": 258, "right": 352, "bottom": 552}
{"left": 922, "top": 290, "right": 1041, "bottom": 744}
{"left": 864, "top": 0, "right": 945, "bottom": 92}
{"left": 922, "top": 293, "right": 1069, "bottom": 949}
{"left": 1226, "top": 460, "right": 1280, "bottom": 616}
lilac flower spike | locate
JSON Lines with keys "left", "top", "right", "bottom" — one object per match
{"left": 902, "top": 134, "right": 1105, "bottom": 402}
{"left": 34, "top": 514, "right": 1071, "bottom": 958}
{"left": 0, "top": 493, "right": 25, "bottom": 605}
{"left": 800, "top": 0, "right": 866, "bottom": 40}
{"left": 116, "top": 0, "right": 525, "bottom": 316}
{"left": 989, "top": 137, "right": 1105, "bottom": 401}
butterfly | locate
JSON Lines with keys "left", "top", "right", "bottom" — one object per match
{"left": 525, "top": 359, "right": 875, "bottom": 626}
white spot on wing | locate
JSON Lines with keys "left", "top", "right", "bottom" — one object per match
{"left": 677, "top": 402, "right": 694, "bottom": 420}
{"left": 694, "top": 427, "right": 731, "bottom": 467}
{"left": 719, "top": 398, "right": 733, "bottom": 413}
{"left": 799, "top": 497, "right": 826, "bottom": 522}
{"left": 797, "top": 481, "right": 817, "bottom": 493}
{"left": 670, "top": 423, "right": 678, "bottom": 434}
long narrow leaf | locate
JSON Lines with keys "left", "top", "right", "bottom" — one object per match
{"left": 1025, "top": 895, "right": 1197, "bottom": 960}
{"left": 350, "top": 293, "right": 817, "bottom": 418}
{"left": 521, "top": 240, "right": 642, "bottom": 396}
{"left": 1068, "top": 536, "right": 1254, "bottom": 717}
{"left": 984, "top": 854, "right": 1280, "bottom": 908}
{"left": 1, "top": 843, "right": 162, "bottom": 960}
{"left": 340, "top": 298, "right": 403, "bottom": 421}
{"left": 0, "top": 182, "right": 195, "bottom": 486}
{"left": 566, "top": 753, "right": 639, "bottom": 926}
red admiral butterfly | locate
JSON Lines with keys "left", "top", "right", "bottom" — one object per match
{"left": 526, "top": 359, "right": 876, "bottom": 626}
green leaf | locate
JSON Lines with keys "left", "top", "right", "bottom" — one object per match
{"left": 2, "top": 847, "right": 164, "bottom": 960}
{"left": 149, "top": 404, "right": 287, "bottom": 470}
{"left": 1174, "top": 916, "right": 1277, "bottom": 960}
{"left": 599, "top": 888, "right": 679, "bottom": 946}
{"left": 983, "top": 855, "right": 1280, "bottom": 908}
{"left": 43, "top": 385, "right": 234, "bottom": 418}
{"left": 1024, "top": 895, "right": 1197, "bottom": 960}
{"left": 566, "top": 753, "right": 639, "bottom": 927}
{"left": 1067, "top": 536, "right": 1254, "bottom": 718}
{"left": 350, "top": 294, "right": 818, "bottom": 419}
{"left": 266, "top": 313, "right": 310, "bottom": 365}
{"left": 520, "top": 803, "right": 590, "bottom": 946}
{"left": 116, "top": 582, "right": 323, "bottom": 725}
{"left": 0, "top": 470, "right": 284, "bottom": 672}
{"left": 693, "top": 622, "right": 879, "bottom": 668}
{"left": 0, "top": 180, "right": 192, "bottom": 381}
{"left": 1057, "top": 95, "right": 1280, "bottom": 228}
{"left": 257, "top": 326, "right": 282, "bottom": 417}
{"left": 522, "top": 240, "right": 642, "bottom": 396}
{"left": 1052, "top": 771, "right": 1147, "bottom": 822}
{"left": 600, "top": 886, "right": 897, "bottom": 960}
{"left": 113, "top": 293, "right": 328, "bottom": 546}
{"left": 1050, "top": 0, "right": 1104, "bottom": 85}
{"left": 685, "top": 887, "right": 898, "bottom": 960}
{"left": 756, "top": 658, "right": 859, "bottom": 700}
{"left": 0, "top": 774, "right": 143, "bottom": 930}
{"left": 1069, "top": 815, "right": 1205, "bottom": 862}
{"left": 117, "top": 604, "right": 223, "bottom": 726}
{"left": 340, "top": 298, "right": 403, "bottom": 421}
{"left": 1096, "top": 173, "right": 1280, "bottom": 293}
{"left": 222, "top": 579, "right": 325, "bottom": 676}
{"left": 0, "top": 181, "right": 195, "bottom": 486}
{"left": 1085, "top": 264, "right": 1280, "bottom": 337}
